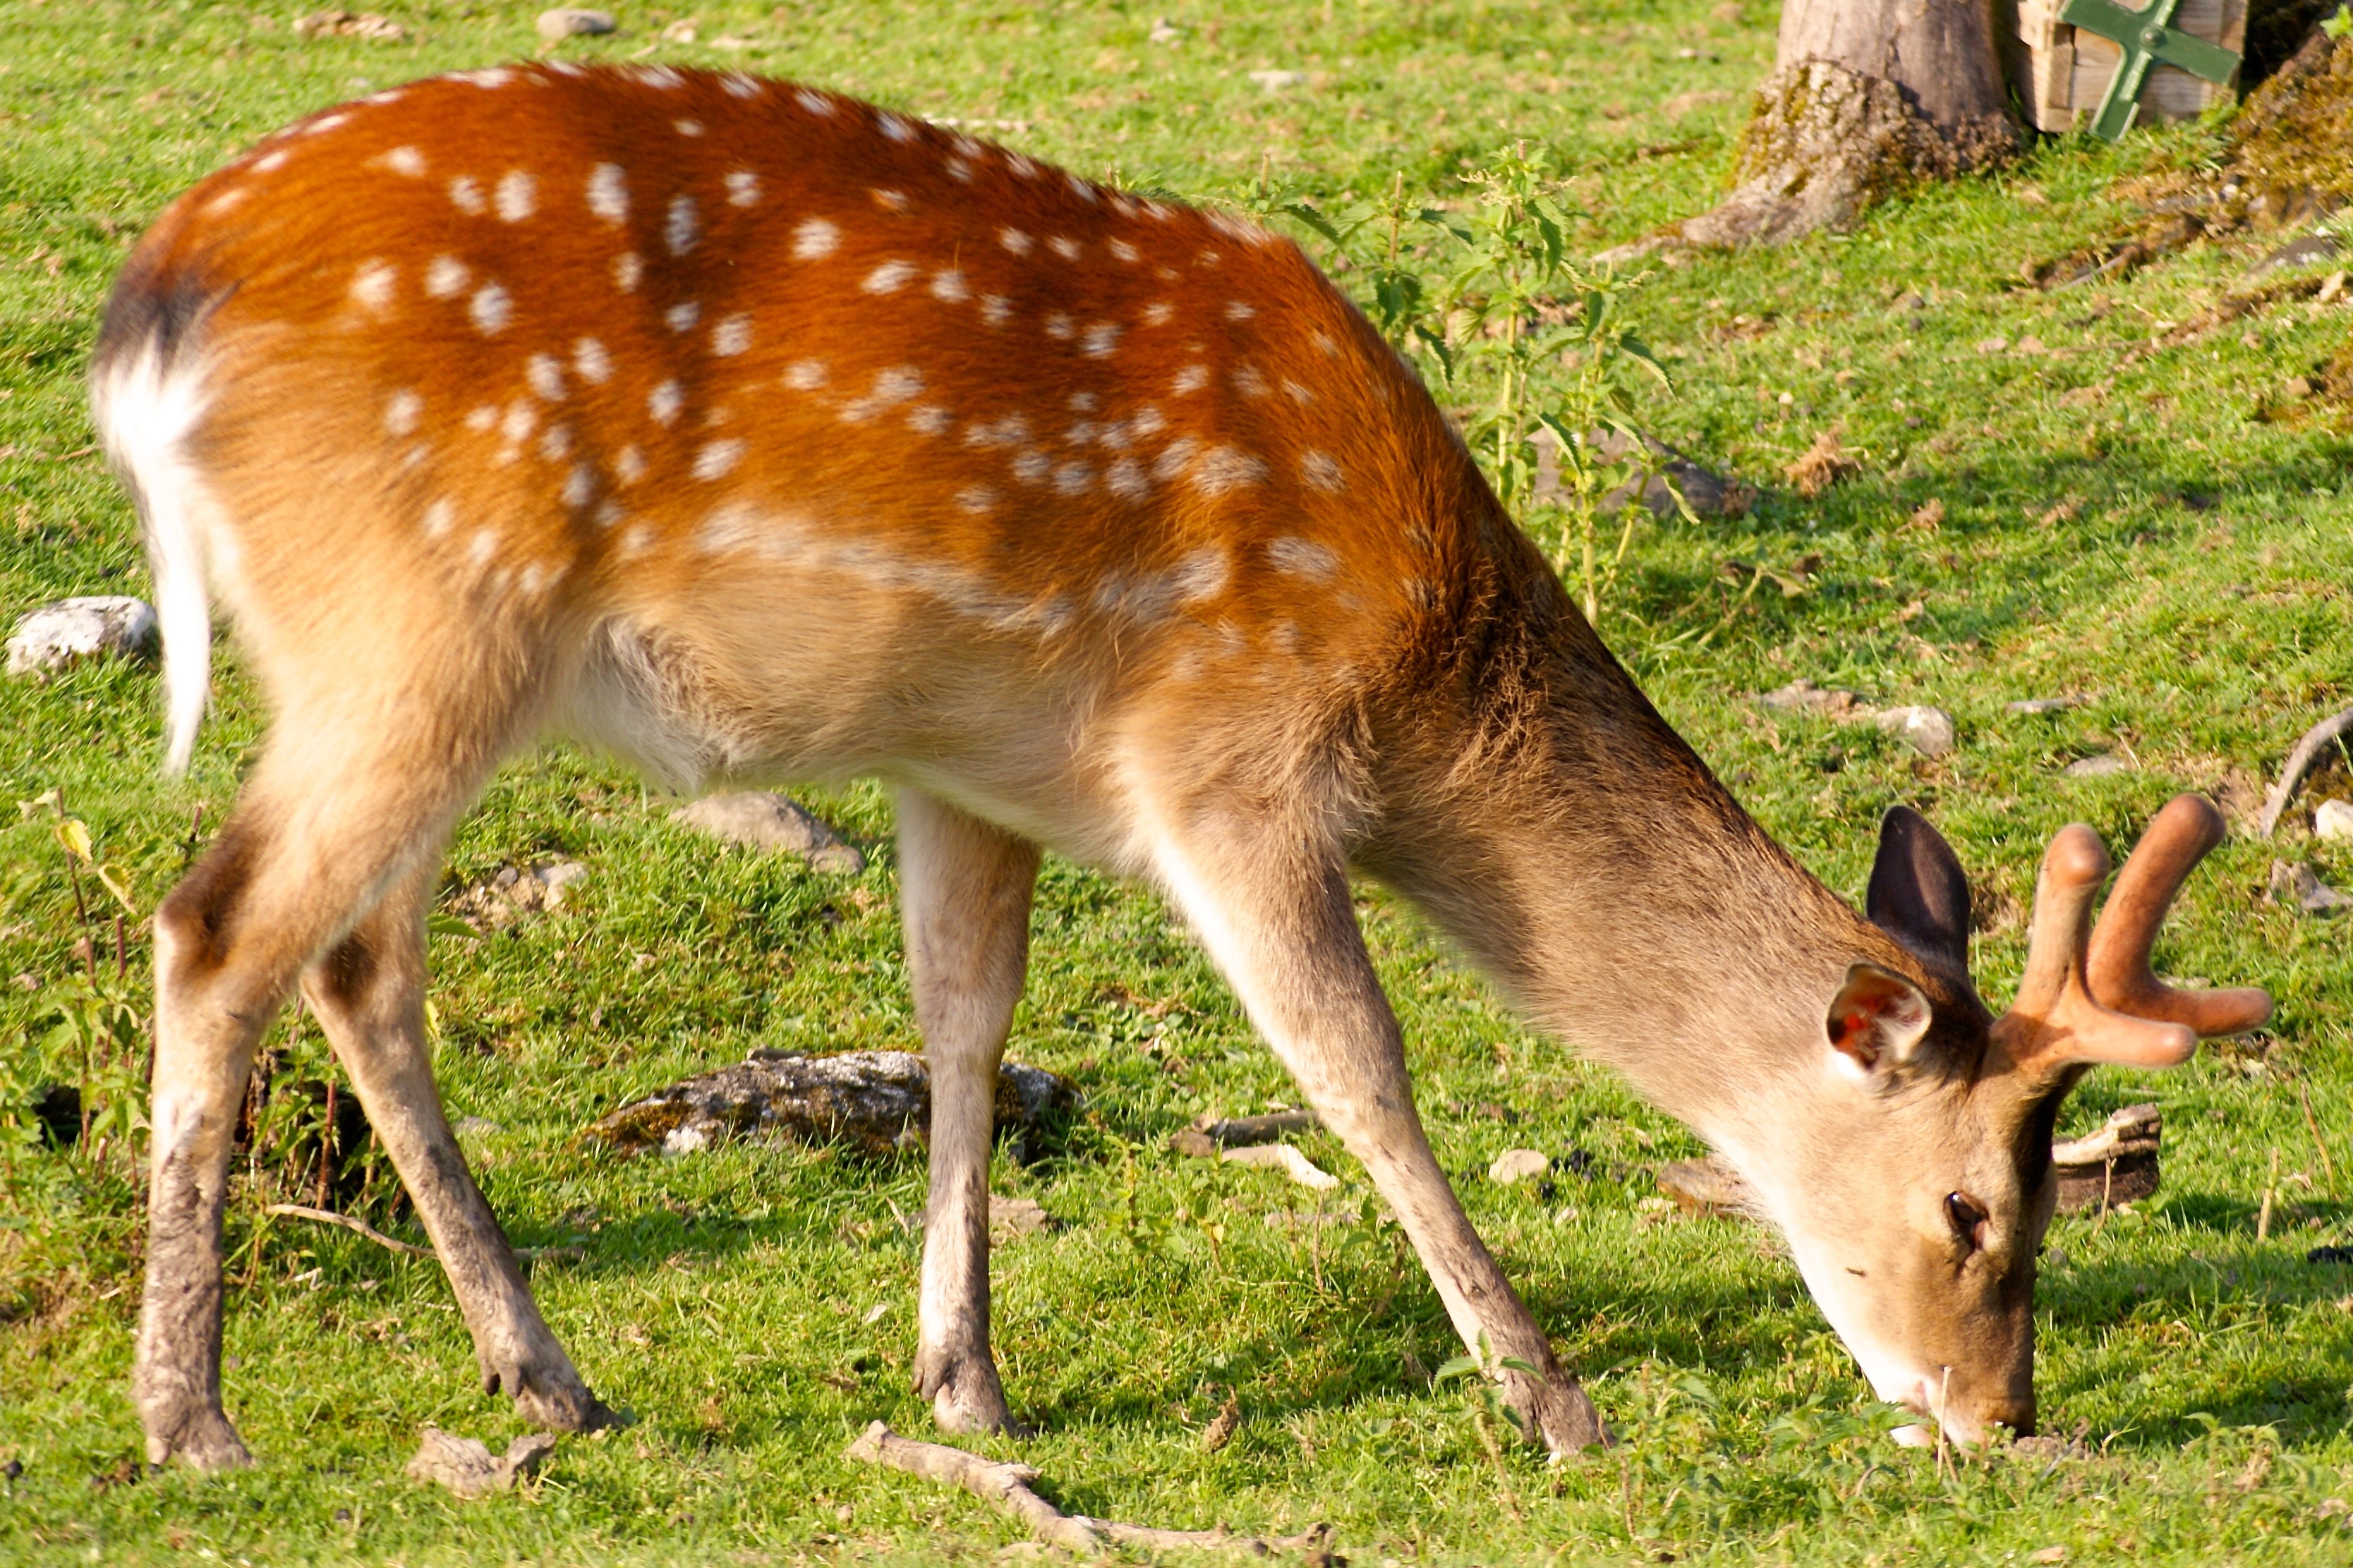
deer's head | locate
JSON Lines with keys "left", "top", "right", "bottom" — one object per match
{"left": 1753, "top": 796, "right": 2268, "bottom": 1445}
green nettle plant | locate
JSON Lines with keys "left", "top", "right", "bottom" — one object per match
{"left": 1274, "top": 148, "right": 1679, "bottom": 628}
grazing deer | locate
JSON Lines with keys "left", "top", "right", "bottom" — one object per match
{"left": 93, "top": 64, "right": 2268, "bottom": 1471}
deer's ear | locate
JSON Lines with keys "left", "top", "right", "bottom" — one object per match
{"left": 1826, "top": 963, "right": 1935, "bottom": 1081}
{"left": 1867, "top": 806, "right": 1972, "bottom": 978}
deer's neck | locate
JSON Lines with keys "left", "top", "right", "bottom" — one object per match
{"left": 1368, "top": 577, "right": 1905, "bottom": 1141}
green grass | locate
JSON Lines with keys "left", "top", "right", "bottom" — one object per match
{"left": 6, "top": 1, "right": 2353, "bottom": 1562}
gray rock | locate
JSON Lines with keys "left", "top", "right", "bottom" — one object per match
{"left": 406, "top": 1428, "right": 557, "bottom": 1499}
{"left": 2316, "top": 799, "right": 2353, "bottom": 842}
{"left": 2005, "top": 697, "right": 2077, "bottom": 716}
{"left": 2245, "top": 232, "right": 2340, "bottom": 281}
{"left": 1875, "top": 704, "right": 1956, "bottom": 758}
{"left": 1487, "top": 1148, "right": 1550, "bottom": 1185}
{"left": 2063, "top": 754, "right": 2131, "bottom": 778}
{"left": 674, "top": 791, "right": 864, "bottom": 874}
{"left": 1760, "top": 678, "right": 1862, "bottom": 717}
{"left": 536, "top": 8, "right": 617, "bottom": 42}
{"left": 6, "top": 596, "right": 157, "bottom": 676}
{"left": 586, "top": 1049, "right": 1077, "bottom": 1159}
{"left": 2271, "top": 859, "right": 2353, "bottom": 915}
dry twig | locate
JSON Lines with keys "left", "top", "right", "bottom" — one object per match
{"left": 2259, "top": 707, "right": 2353, "bottom": 837}
{"left": 266, "top": 1203, "right": 430, "bottom": 1257}
{"left": 844, "top": 1421, "right": 1329, "bottom": 1556}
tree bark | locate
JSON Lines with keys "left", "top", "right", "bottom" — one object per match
{"left": 1614, "top": 0, "right": 2022, "bottom": 255}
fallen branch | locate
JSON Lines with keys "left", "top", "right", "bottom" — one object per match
{"left": 844, "top": 1421, "right": 1329, "bottom": 1557}
{"left": 265, "top": 1203, "right": 581, "bottom": 1263}
{"left": 265, "top": 1203, "right": 430, "bottom": 1257}
{"left": 2259, "top": 707, "right": 2353, "bottom": 837}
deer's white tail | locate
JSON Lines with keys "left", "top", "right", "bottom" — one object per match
{"left": 92, "top": 334, "right": 217, "bottom": 775}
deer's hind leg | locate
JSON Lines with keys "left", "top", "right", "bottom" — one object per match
{"left": 299, "top": 858, "right": 612, "bottom": 1434}
{"left": 898, "top": 788, "right": 1041, "bottom": 1435}
{"left": 137, "top": 644, "right": 548, "bottom": 1467}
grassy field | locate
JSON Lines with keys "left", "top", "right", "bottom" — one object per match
{"left": 6, "top": 1, "right": 2353, "bottom": 1562}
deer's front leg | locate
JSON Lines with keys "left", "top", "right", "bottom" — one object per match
{"left": 301, "top": 863, "right": 612, "bottom": 1433}
{"left": 898, "top": 788, "right": 1041, "bottom": 1435}
{"left": 1151, "top": 812, "right": 1606, "bottom": 1456}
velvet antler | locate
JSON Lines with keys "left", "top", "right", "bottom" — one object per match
{"left": 1993, "top": 796, "right": 2269, "bottom": 1078}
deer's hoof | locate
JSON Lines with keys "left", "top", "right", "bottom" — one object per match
{"left": 142, "top": 1402, "right": 254, "bottom": 1471}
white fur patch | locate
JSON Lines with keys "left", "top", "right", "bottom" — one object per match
{"left": 588, "top": 163, "right": 629, "bottom": 223}
{"left": 495, "top": 169, "right": 536, "bottom": 222}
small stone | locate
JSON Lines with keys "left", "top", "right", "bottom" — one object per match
{"left": 406, "top": 1428, "right": 557, "bottom": 1498}
{"left": 1760, "top": 678, "right": 1861, "bottom": 717}
{"left": 673, "top": 791, "right": 864, "bottom": 873}
{"left": 1247, "top": 69, "right": 1307, "bottom": 90}
{"left": 1875, "top": 704, "right": 1956, "bottom": 758}
{"left": 2062, "top": 754, "right": 2130, "bottom": 778}
{"left": 2317, "top": 800, "right": 2353, "bottom": 842}
{"left": 536, "top": 8, "right": 617, "bottom": 42}
{"left": 2244, "top": 232, "right": 2340, "bottom": 280}
{"left": 449, "top": 860, "right": 588, "bottom": 931}
{"left": 2006, "top": 697, "right": 2076, "bottom": 715}
{"left": 293, "top": 8, "right": 407, "bottom": 39}
{"left": 2271, "top": 860, "right": 2353, "bottom": 915}
{"left": 1487, "top": 1148, "right": 1550, "bottom": 1185}
{"left": 6, "top": 596, "right": 158, "bottom": 676}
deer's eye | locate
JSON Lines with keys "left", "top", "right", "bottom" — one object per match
{"left": 1945, "top": 1191, "right": 1989, "bottom": 1253}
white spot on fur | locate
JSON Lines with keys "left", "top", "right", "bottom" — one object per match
{"left": 725, "top": 169, "right": 762, "bottom": 207}
{"left": 254, "top": 150, "right": 291, "bottom": 174}
{"left": 588, "top": 163, "right": 629, "bottom": 223}
{"left": 872, "top": 188, "right": 909, "bottom": 212}
{"left": 712, "top": 315, "right": 752, "bottom": 356}
{"left": 1049, "top": 236, "right": 1082, "bottom": 261}
{"left": 945, "top": 156, "right": 974, "bottom": 182}
{"left": 470, "top": 283, "right": 512, "bottom": 334}
{"left": 998, "top": 227, "right": 1034, "bottom": 256}
{"left": 1109, "top": 238, "right": 1139, "bottom": 262}
{"left": 878, "top": 111, "right": 916, "bottom": 141}
{"left": 1011, "top": 449, "right": 1051, "bottom": 485}
{"left": 1053, "top": 460, "right": 1093, "bottom": 494}
{"left": 1065, "top": 174, "right": 1097, "bottom": 202}
{"left": 906, "top": 404, "right": 952, "bottom": 436}
{"left": 1225, "top": 300, "right": 1255, "bottom": 322}
{"left": 468, "top": 528, "right": 499, "bottom": 566}
{"left": 562, "top": 465, "right": 594, "bottom": 508}
{"left": 1152, "top": 434, "right": 1201, "bottom": 480}
{"left": 956, "top": 485, "right": 998, "bottom": 513}
{"left": 1130, "top": 406, "right": 1166, "bottom": 437}
{"left": 693, "top": 439, "right": 746, "bottom": 480}
{"left": 423, "top": 498, "right": 455, "bottom": 538}
{"left": 1314, "top": 331, "right": 1341, "bottom": 357}
{"left": 792, "top": 218, "right": 840, "bottom": 260}
{"left": 612, "top": 252, "right": 643, "bottom": 291}
{"left": 979, "top": 295, "right": 1012, "bottom": 327}
{"left": 674, "top": 118, "right": 704, "bottom": 137}
{"left": 796, "top": 89, "right": 835, "bottom": 115}
{"left": 456, "top": 68, "right": 515, "bottom": 89}
{"left": 929, "top": 268, "right": 970, "bottom": 303}
{"left": 964, "top": 413, "right": 1030, "bottom": 448}
{"left": 784, "top": 359, "right": 829, "bottom": 391}
{"left": 525, "top": 355, "right": 565, "bottom": 402}
{"left": 425, "top": 255, "right": 470, "bottom": 298}
{"left": 501, "top": 401, "right": 536, "bottom": 443}
{"left": 465, "top": 405, "right": 497, "bottom": 432}
{"left": 1082, "top": 323, "right": 1122, "bottom": 357}
{"left": 616, "top": 444, "right": 646, "bottom": 484}
{"left": 1232, "top": 365, "right": 1269, "bottom": 397}
{"left": 1300, "top": 451, "right": 1345, "bottom": 492}
{"left": 377, "top": 145, "right": 427, "bottom": 177}
{"left": 1284, "top": 379, "right": 1314, "bottom": 405}
{"left": 1172, "top": 365, "right": 1209, "bottom": 395}
{"left": 666, "top": 300, "right": 701, "bottom": 333}
{"left": 1269, "top": 535, "right": 1339, "bottom": 578}
{"left": 840, "top": 365, "right": 924, "bottom": 421}
{"left": 1192, "top": 445, "right": 1267, "bottom": 494}
{"left": 1044, "top": 313, "right": 1075, "bottom": 340}
{"left": 665, "top": 195, "right": 699, "bottom": 255}
{"left": 449, "top": 175, "right": 487, "bottom": 215}
{"left": 649, "top": 380, "right": 684, "bottom": 425}
{"left": 723, "top": 73, "right": 762, "bottom": 99}
{"left": 495, "top": 169, "right": 536, "bottom": 222}
{"left": 863, "top": 260, "right": 919, "bottom": 294}
{"left": 574, "top": 338, "right": 612, "bottom": 384}
{"left": 1106, "top": 457, "right": 1147, "bottom": 498}
{"left": 350, "top": 260, "right": 397, "bottom": 312}
{"left": 1143, "top": 301, "right": 1174, "bottom": 327}
{"left": 384, "top": 389, "right": 422, "bottom": 434}
{"left": 633, "top": 65, "right": 685, "bottom": 90}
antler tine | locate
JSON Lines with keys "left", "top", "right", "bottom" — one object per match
{"left": 2086, "top": 794, "right": 2273, "bottom": 1038}
{"left": 1992, "top": 822, "right": 2197, "bottom": 1078}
